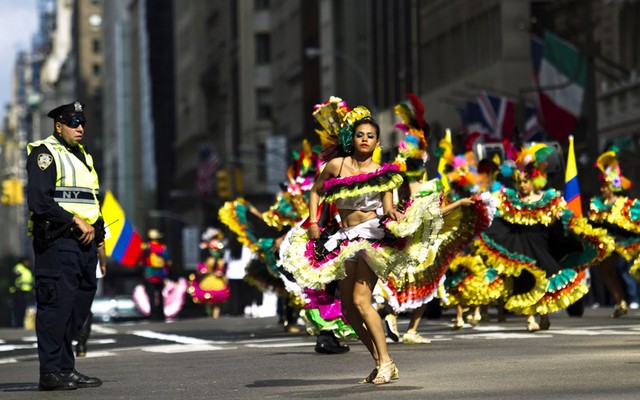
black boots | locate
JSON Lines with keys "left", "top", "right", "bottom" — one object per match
{"left": 63, "top": 369, "right": 102, "bottom": 388}
{"left": 314, "top": 331, "right": 350, "bottom": 354}
{"left": 39, "top": 369, "right": 102, "bottom": 391}
{"left": 39, "top": 372, "right": 77, "bottom": 391}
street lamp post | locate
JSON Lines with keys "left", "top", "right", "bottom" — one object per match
{"left": 304, "top": 47, "right": 377, "bottom": 113}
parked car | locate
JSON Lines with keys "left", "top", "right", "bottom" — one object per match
{"left": 91, "top": 295, "right": 145, "bottom": 323}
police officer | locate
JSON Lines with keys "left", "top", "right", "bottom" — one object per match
{"left": 26, "top": 101, "right": 103, "bottom": 391}
{"left": 9, "top": 257, "right": 33, "bottom": 328}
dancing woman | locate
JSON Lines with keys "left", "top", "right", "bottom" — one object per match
{"left": 473, "top": 143, "right": 614, "bottom": 331}
{"left": 282, "top": 98, "right": 472, "bottom": 384}
{"left": 588, "top": 148, "right": 640, "bottom": 317}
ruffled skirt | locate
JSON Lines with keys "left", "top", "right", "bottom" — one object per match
{"left": 473, "top": 214, "right": 614, "bottom": 315}
{"left": 386, "top": 192, "right": 497, "bottom": 312}
{"left": 440, "top": 254, "right": 508, "bottom": 307}
{"left": 281, "top": 193, "right": 444, "bottom": 289}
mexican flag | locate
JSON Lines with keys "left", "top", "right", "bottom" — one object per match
{"left": 532, "top": 32, "right": 586, "bottom": 143}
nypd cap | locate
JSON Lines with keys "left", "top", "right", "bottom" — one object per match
{"left": 47, "top": 101, "right": 85, "bottom": 122}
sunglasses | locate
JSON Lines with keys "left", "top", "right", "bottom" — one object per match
{"left": 62, "top": 118, "right": 86, "bottom": 128}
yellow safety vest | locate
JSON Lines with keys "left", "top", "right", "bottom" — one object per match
{"left": 10, "top": 262, "right": 33, "bottom": 293}
{"left": 27, "top": 135, "right": 101, "bottom": 224}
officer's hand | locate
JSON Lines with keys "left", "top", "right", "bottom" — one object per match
{"left": 73, "top": 215, "right": 95, "bottom": 245}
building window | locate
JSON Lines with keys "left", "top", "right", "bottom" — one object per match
{"left": 92, "top": 64, "right": 101, "bottom": 77}
{"left": 255, "top": 0, "right": 269, "bottom": 10}
{"left": 620, "top": 2, "right": 640, "bottom": 71}
{"left": 256, "top": 89, "right": 272, "bottom": 120}
{"left": 255, "top": 33, "right": 271, "bottom": 64}
{"left": 92, "top": 39, "right": 100, "bottom": 53}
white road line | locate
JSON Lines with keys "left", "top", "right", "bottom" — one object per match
{"left": 0, "top": 358, "right": 18, "bottom": 364}
{"left": 82, "top": 351, "right": 117, "bottom": 358}
{"left": 546, "top": 329, "right": 640, "bottom": 336}
{"left": 456, "top": 333, "right": 552, "bottom": 339}
{"left": 93, "top": 325, "right": 118, "bottom": 334}
{"left": 0, "top": 343, "right": 37, "bottom": 352}
{"left": 131, "top": 330, "right": 211, "bottom": 344}
{"left": 142, "top": 343, "right": 234, "bottom": 353}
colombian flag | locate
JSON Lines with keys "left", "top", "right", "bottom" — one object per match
{"left": 564, "top": 135, "right": 582, "bottom": 217}
{"left": 102, "top": 190, "right": 142, "bottom": 266}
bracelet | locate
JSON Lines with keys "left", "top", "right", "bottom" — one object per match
{"left": 308, "top": 221, "right": 318, "bottom": 225}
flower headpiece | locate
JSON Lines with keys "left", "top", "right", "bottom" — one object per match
{"left": 512, "top": 142, "right": 554, "bottom": 190}
{"left": 313, "top": 97, "right": 351, "bottom": 162}
{"left": 337, "top": 106, "right": 373, "bottom": 156}
{"left": 313, "top": 97, "right": 374, "bottom": 162}
{"left": 393, "top": 93, "right": 429, "bottom": 180}
{"left": 595, "top": 147, "right": 632, "bottom": 192}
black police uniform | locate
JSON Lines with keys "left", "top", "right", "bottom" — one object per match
{"left": 27, "top": 102, "right": 102, "bottom": 390}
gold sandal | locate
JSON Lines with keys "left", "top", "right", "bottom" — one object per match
{"left": 372, "top": 360, "right": 398, "bottom": 385}
{"left": 358, "top": 366, "right": 378, "bottom": 384}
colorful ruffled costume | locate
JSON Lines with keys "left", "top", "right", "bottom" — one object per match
{"left": 384, "top": 181, "right": 497, "bottom": 312}
{"left": 436, "top": 144, "right": 507, "bottom": 310}
{"left": 219, "top": 138, "right": 357, "bottom": 339}
{"left": 188, "top": 229, "right": 230, "bottom": 305}
{"left": 588, "top": 149, "right": 640, "bottom": 282}
{"left": 282, "top": 162, "right": 478, "bottom": 292}
{"left": 440, "top": 254, "right": 507, "bottom": 308}
{"left": 473, "top": 143, "right": 614, "bottom": 316}
{"left": 383, "top": 107, "right": 497, "bottom": 313}
{"left": 133, "top": 278, "right": 189, "bottom": 319}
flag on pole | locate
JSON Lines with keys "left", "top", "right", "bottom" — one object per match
{"left": 476, "top": 91, "right": 516, "bottom": 141}
{"left": 197, "top": 143, "right": 222, "bottom": 195}
{"left": 102, "top": 190, "right": 142, "bottom": 266}
{"left": 457, "top": 101, "right": 492, "bottom": 136}
{"left": 532, "top": 32, "right": 586, "bottom": 143}
{"left": 437, "top": 129, "right": 453, "bottom": 192}
{"left": 564, "top": 135, "right": 582, "bottom": 217}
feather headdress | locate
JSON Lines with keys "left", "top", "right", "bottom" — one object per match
{"left": 393, "top": 93, "right": 429, "bottom": 179}
{"left": 313, "top": 98, "right": 373, "bottom": 162}
{"left": 512, "top": 142, "right": 555, "bottom": 189}
{"left": 595, "top": 147, "right": 632, "bottom": 192}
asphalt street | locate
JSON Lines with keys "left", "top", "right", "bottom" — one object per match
{"left": 0, "top": 306, "right": 639, "bottom": 399}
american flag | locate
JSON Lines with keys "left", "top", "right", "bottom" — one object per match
{"left": 197, "top": 143, "right": 222, "bottom": 195}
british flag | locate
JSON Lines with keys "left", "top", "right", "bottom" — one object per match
{"left": 458, "top": 91, "right": 541, "bottom": 142}
{"left": 197, "top": 143, "right": 222, "bottom": 195}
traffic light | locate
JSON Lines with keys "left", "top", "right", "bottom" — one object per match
{"left": 1, "top": 179, "right": 24, "bottom": 205}
{"left": 216, "top": 169, "right": 233, "bottom": 199}
{"left": 1, "top": 180, "right": 12, "bottom": 205}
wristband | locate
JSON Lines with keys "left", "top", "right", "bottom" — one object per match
{"left": 309, "top": 221, "right": 318, "bottom": 226}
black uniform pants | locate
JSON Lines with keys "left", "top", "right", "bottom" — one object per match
{"left": 34, "top": 237, "right": 97, "bottom": 374}
{"left": 11, "top": 291, "right": 30, "bottom": 328}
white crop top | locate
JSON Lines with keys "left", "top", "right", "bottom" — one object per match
{"left": 333, "top": 192, "right": 383, "bottom": 211}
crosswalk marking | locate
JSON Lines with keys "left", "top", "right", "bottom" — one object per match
{"left": 1, "top": 320, "right": 638, "bottom": 365}
{"left": 142, "top": 343, "right": 234, "bottom": 353}
{"left": 131, "top": 330, "right": 212, "bottom": 344}
{"left": 83, "top": 351, "right": 117, "bottom": 358}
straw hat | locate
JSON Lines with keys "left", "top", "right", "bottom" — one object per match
{"left": 148, "top": 229, "right": 163, "bottom": 240}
